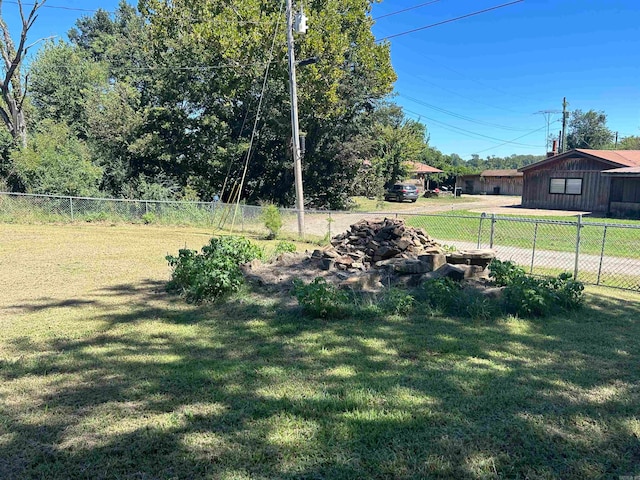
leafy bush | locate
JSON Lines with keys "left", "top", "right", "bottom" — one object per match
{"left": 491, "top": 261, "right": 585, "bottom": 317}
{"left": 292, "top": 277, "right": 349, "bottom": 319}
{"left": 273, "top": 240, "right": 296, "bottom": 256}
{"left": 166, "top": 236, "right": 263, "bottom": 303}
{"left": 489, "top": 259, "right": 526, "bottom": 286}
{"left": 11, "top": 120, "right": 102, "bottom": 196}
{"left": 262, "top": 204, "right": 282, "bottom": 239}
{"left": 421, "top": 277, "right": 462, "bottom": 310}
{"left": 380, "top": 287, "right": 415, "bottom": 316}
{"left": 501, "top": 274, "right": 553, "bottom": 317}
{"left": 141, "top": 212, "right": 156, "bottom": 224}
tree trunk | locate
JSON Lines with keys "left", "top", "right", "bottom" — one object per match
{"left": 0, "top": 0, "right": 47, "bottom": 147}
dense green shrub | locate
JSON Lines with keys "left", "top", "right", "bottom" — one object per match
{"left": 141, "top": 212, "right": 157, "bottom": 224}
{"left": 380, "top": 287, "right": 415, "bottom": 316}
{"left": 421, "top": 277, "right": 462, "bottom": 310}
{"left": 489, "top": 259, "right": 526, "bottom": 286}
{"left": 490, "top": 260, "right": 585, "bottom": 317}
{"left": 292, "top": 277, "right": 349, "bottom": 319}
{"left": 11, "top": 120, "right": 102, "bottom": 196}
{"left": 166, "top": 236, "right": 263, "bottom": 303}
{"left": 262, "top": 204, "right": 282, "bottom": 239}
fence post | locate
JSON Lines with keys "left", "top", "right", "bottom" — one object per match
{"left": 477, "top": 213, "right": 485, "bottom": 248}
{"left": 328, "top": 211, "right": 332, "bottom": 240}
{"left": 596, "top": 225, "right": 607, "bottom": 285}
{"left": 69, "top": 197, "right": 74, "bottom": 221}
{"left": 145, "top": 201, "right": 148, "bottom": 214}
{"left": 489, "top": 213, "right": 496, "bottom": 248}
{"left": 530, "top": 221, "right": 538, "bottom": 274}
{"left": 573, "top": 214, "right": 582, "bottom": 280}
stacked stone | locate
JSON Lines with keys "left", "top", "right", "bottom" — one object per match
{"left": 313, "top": 218, "right": 444, "bottom": 271}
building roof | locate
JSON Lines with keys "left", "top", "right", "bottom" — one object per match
{"left": 404, "top": 161, "right": 443, "bottom": 174}
{"left": 601, "top": 166, "right": 640, "bottom": 176}
{"left": 480, "top": 169, "right": 523, "bottom": 178}
{"left": 519, "top": 149, "right": 640, "bottom": 172}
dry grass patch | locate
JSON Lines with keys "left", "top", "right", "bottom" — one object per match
{"left": 1, "top": 223, "right": 639, "bottom": 479}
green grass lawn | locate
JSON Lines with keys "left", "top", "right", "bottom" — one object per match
{"left": 1, "top": 223, "right": 639, "bottom": 479}
{"left": 404, "top": 210, "right": 640, "bottom": 260}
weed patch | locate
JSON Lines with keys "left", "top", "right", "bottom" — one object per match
{"left": 166, "top": 236, "right": 263, "bottom": 303}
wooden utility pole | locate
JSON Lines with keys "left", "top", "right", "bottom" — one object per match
{"left": 286, "top": 0, "right": 305, "bottom": 237}
{"left": 560, "top": 97, "right": 569, "bottom": 153}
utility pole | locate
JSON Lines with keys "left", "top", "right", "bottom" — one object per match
{"left": 561, "top": 97, "right": 569, "bottom": 153}
{"left": 615, "top": 131, "right": 619, "bottom": 149}
{"left": 286, "top": 0, "right": 305, "bottom": 238}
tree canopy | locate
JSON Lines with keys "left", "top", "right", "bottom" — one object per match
{"left": 566, "top": 109, "right": 615, "bottom": 150}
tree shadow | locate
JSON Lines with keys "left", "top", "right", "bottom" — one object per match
{"left": 1, "top": 282, "right": 639, "bottom": 479}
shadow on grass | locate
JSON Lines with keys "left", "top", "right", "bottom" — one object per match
{"left": 1, "top": 283, "right": 639, "bottom": 479}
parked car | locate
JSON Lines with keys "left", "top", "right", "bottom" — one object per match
{"left": 384, "top": 183, "right": 419, "bottom": 203}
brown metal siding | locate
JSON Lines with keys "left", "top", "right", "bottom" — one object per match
{"left": 522, "top": 156, "right": 613, "bottom": 212}
{"left": 456, "top": 176, "right": 523, "bottom": 195}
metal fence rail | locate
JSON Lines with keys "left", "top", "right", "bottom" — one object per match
{"left": 2, "top": 192, "right": 640, "bottom": 292}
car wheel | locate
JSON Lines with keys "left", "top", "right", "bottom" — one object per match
{"left": 411, "top": 199, "right": 417, "bottom": 202}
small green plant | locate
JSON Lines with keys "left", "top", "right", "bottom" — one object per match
{"left": 262, "top": 204, "right": 282, "bottom": 239}
{"left": 166, "top": 236, "right": 263, "bottom": 304}
{"left": 83, "top": 211, "right": 109, "bottom": 223}
{"left": 141, "top": 212, "right": 157, "bottom": 224}
{"left": 292, "top": 277, "right": 349, "bottom": 319}
{"left": 273, "top": 240, "right": 296, "bottom": 256}
{"left": 421, "top": 277, "right": 462, "bottom": 310}
{"left": 380, "top": 287, "right": 415, "bottom": 316}
{"left": 499, "top": 270, "right": 585, "bottom": 318}
{"left": 489, "top": 259, "right": 526, "bottom": 286}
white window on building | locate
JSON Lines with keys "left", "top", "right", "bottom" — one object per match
{"left": 550, "top": 178, "right": 582, "bottom": 195}
{"left": 550, "top": 178, "right": 565, "bottom": 194}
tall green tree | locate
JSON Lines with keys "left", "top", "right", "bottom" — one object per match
{"left": 566, "top": 109, "right": 614, "bottom": 150}
{"left": 10, "top": 120, "right": 102, "bottom": 195}
{"left": 137, "top": 0, "right": 396, "bottom": 207}
{"left": 618, "top": 135, "right": 640, "bottom": 150}
{"left": 29, "top": 41, "right": 108, "bottom": 138}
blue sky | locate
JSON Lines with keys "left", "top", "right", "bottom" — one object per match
{"left": 3, "top": 0, "right": 640, "bottom": 159}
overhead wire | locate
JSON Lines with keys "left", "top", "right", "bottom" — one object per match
{"left": 372, "top": 0, "right": 441, "bottom": 20}
{"left": 472, "top": 120, "right": 559, "bottom": 155}
{"left": 402, "top": 106, "right": 544, "bottom": 148}
{"left": 230, "top": 0, "right": 285, "bottom": 231}
{"left": 2, "top": 0, "right": 106, "bottom": 13}
{"left": 398, "top": 92, "right": 531, "bottom": 132}
{"left": 376, "top": 0, "right": 524, "bottom": 41}
{"left": 394, "top": 68, "right": 529, "bottom": 115}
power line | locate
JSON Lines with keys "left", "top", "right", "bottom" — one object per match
{"left": 394, "top": 68, "right": 529, "bottom": 115}
{"left": 376, "top": 0, "right": 524, "bottom": 41}
{"left": 373, "top": 0, "right": 441, "bottom": 20}
{"left": 473, "top": 121, "right": 559, "bottom": 154}
{"left": 2, "top": 0, "right": 106, "bottom": 13}
{"left": 402, "top": 106, "right": 544, "bottom": 148}
{"left": 398, "top": 93, "right": 531, "bottom": 132}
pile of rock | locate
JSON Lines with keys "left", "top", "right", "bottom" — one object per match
{"left": 309, "top": 218, "right": 496, "bottom": 288}
{"left": 316, "top": 218, "right": 444, "bottom": 270}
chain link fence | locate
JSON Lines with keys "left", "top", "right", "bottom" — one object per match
{"left": 2, "top": 192, "right": 640, "bottom": 292}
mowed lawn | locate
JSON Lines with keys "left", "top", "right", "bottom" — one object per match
{"left": 404, "top": 211, "right": 640, "bottom": 260}
{"left": 1, "top": 223, "right": 640, "bottom": 479}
